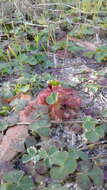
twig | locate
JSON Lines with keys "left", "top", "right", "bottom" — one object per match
{"left": 37, "top": 3, "right": 107, "bottom": 14}
{"left": 16, "top": 119, "right": 107, "bottom": 126}
{"left": 17, "top": 122, "right": 30, "bottom": 125}
{"left": 51, "top": 120, "right": 83, "bottom": 124}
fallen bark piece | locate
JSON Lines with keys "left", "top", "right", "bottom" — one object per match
{"left": 0, "top": 125, "right": 28, "bottom": 162}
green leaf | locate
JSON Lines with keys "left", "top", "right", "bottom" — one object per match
{"left": 86, "top": 83, "right": 99, "bottom": 93}
{"left": 50, "top": 166, "right": 68, "bottom": 180}
{"left": 10, "top": 99, "right": 28, "bottom": 111}
{"left": 50, "top": 151, "right": 69, "bottom": 166}
{"left": 0, "top": 106, "right": 11, "bottom": 116}
{"left": 103, "top": 124, "right": 107, "bottom": 133}
{"left": 39, "top": 150, "right": 47, "bottom": 159}
{"left": 77, "top": 150, "right": 89, "bottom": 160}
{"left": 48, "top": 80, "right": 61, "bottom": 86}
{"left": 64, "top": 157, "right": 77, "bottom": 174}
{"left": 4, "top": 170, "right": 24, "bottom": 184}
{"left": 22, "top": 146, "right": 40, "bottom": 164}
{"left": 77, "top": 174, "right": 92, "bottom": 190}
{"left": 2, "top": 89, "right": 14, "bottom": 100}
{"left": 27, "top": 146, "right": 37, "bottom": 156}
{"left": 95, "top": 51, "right": 107, "bottom": 62}
{"left": 102, "top": 109, "right": 107, "bottom": 117}
{"left": 84, "top": 51, "right": 94, "bottom": 58}
{"left": 22, "top": 154, "right": 33, "bottom": 164}
{"left": 85, "top": 130, "right": 99, "bottom": 142}
{"left": 18, "top": 84, "right": 30, "bottom": 93}
{"left": 95, "top": 125, "right": 104, "bottom": 138}
{"left": 26, "top": 57, "right": 37, "bottom": 65}
{"left": 24, "top": 136, "right": 36, "bottom": 148}
{"left": 0, "top": 184, "right": 22, "bottom": 190}
{"left": 52, "top": 41, "right": 67, "bottom": 52}
{"left": 18, "top": 176, "right": 35, "bottom": 190}
{"left": 68, "top": 45, "right": 84, "bottom": 52}
{"left": 68, "top": 148, "right": 79, "bottom": 159}
{"left": 81, "top": 27, "right": 95, "bottom": 35}
{"left": 46, "top": 92, "right": 58, "bottom": 105}
{"left": 48, "top": 146, "right": 58, "bottom": 155}
{"left": 44, "top": 60, "right": 54, "bottom": 69}
{"left": 37, "top": 127, "right": 51, "bottom": 136}
{"left": 29, "top": 118, "right": 51, "bottom": 132}
{"left": 50, "top": 157, "right": 77, "bottom": 180}
{"left": 78, "top": 160, "right": 93, "bottom": 172}
{"left": 88, "top": 167, "right": 104, "bottom": 185}
{"left": 83, "top": 116, "right": 97, "bottom": 130}
{"left": 0, "top": 120, "right": 8, "bottom": 131}
{"left": 17, "top": 54, "right": 37, "bottom": 65}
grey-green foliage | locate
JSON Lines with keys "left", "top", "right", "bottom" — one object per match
{"left": 22, "top": 146, "right": 40, "bottom": 164}
{"left": 22, "top": 145, "right": 89, "bottom": 181}
{"left": 84, "top": 46, "right": 107, "bottom": 62}
{"left": 83, "top": 116, "right": 105, "bottom": 142}
{"left": 1, "top": 170, "right": 35, "bottom": 190}
{"left": 77, "top": 167, "right": 104, "bottom": 190}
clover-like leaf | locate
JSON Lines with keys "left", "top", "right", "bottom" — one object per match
{"left": 22, "top": 146, "right": 40, "bottom": 164}
{"left": 0, "top": 119, "right": 8, "bottom": 131}
{"left": 2, "top": 89, "right": 14, "bottom": 100}
{"left": 77, "top": 174, "right": 92, "bottom": 190}
{"left": 50, "top": 157, "right": 77, "bottom": 180}
{"left": 10, "top": 99, "right": 28, "bottom": 111}
{"left": 46, "top": 92, "right": 58, "bottom": 104}
{"left": 88, "top": 167, "right": 104, "bottom": 186}
{"left": 18, "top": 84, "right": 30, "bottom": 93}
{"left": 4, "top": 170, "right": 24, "bottom": 184}
{"left": 78, "top": 160, "right": 93, "bottom": 172}
{"left": 83, "top": 116, "right": 97, "bottom": 130}
{"left": 50, "top": 151, "right": 69, "bottom": 166}
{"left": 37, "top": 127, "right": 51, "bottom": 136}
{"left": 95, "top": 125, "right": 104, "bottom": 138}
{"left": 29, "top": 117, "right": 51, "bottom": 132}
{"left": 69, "top": 149, "right": 88, "bottom": 161}
{"left": 86, "top": 83, "right": 99, "bottom": 93}
{"left": 85, "top": 130, "right": 99, "bottom": 142}
{"left": 50, "top": 166, "right": 69, "bottom": 180}
{"left": 27, "top": 146, "right": 37, "bottom": 156}
{"left": 18, "top": 176, "right": 35, "bottom": 190}
{"left": 102, "top": 109, "right": 107, "bottom": 117}
{"left": 77, "top": 150, "right": 89, "bottom": 161}
{"left": 22, "top": 154, "right": 33, "bottom": 164}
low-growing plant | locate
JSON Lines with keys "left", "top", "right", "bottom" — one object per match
{"left": 0, "top": 170, "right": 35, "bottom": 190}
{"left": 68, "top": 25, "right": 95, "bottom": 38}
{"left": 21, "top": 144, "right": 104, "bottom": 189}
{"left": 52, "top": 41, "right": 84, "bottom": 53}
{"left": 83, "top": 116, "right": 105, "bottom": 142}
{"left": 84, "top": 45, "right": 107, "bottom": 62}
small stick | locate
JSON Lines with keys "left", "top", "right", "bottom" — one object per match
{"left": 16, "top": 119, "right": 107, "bottom": 126}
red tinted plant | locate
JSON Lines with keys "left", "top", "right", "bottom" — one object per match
{"left": 20, "top": 85, "right": 81, "bottom": 122}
